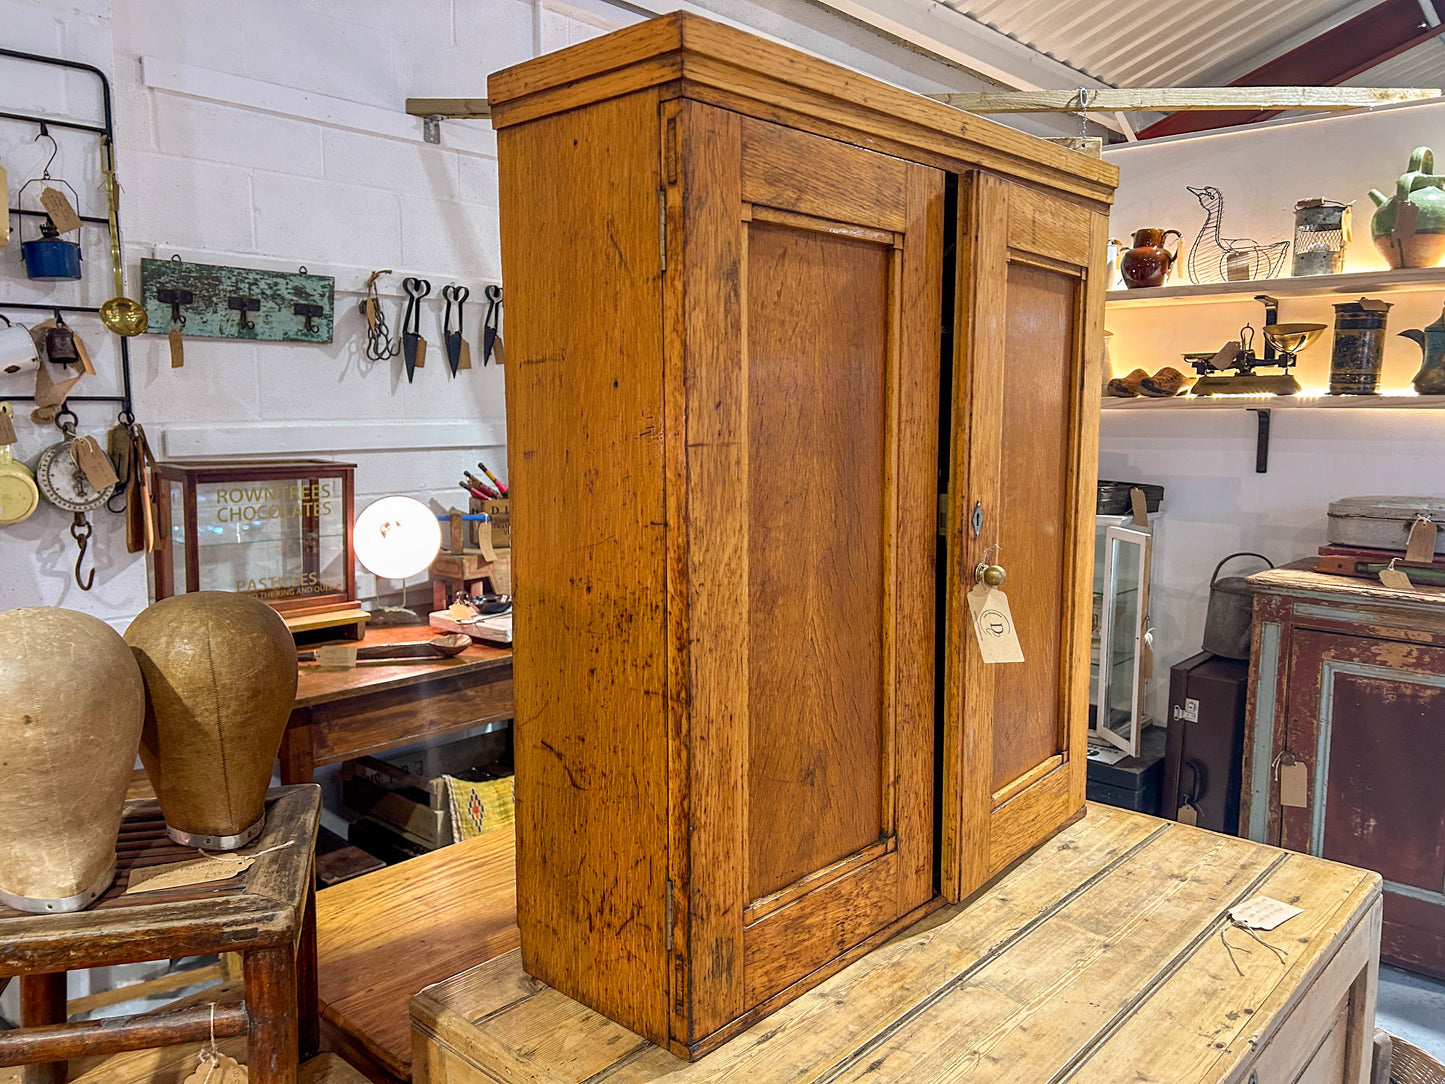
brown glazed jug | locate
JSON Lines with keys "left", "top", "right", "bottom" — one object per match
{"left": 1118, "top": 228, "right": 1182, "bottom": 289}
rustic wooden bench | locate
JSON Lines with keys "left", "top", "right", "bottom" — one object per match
{"left": 410, "top": 803, "right": 1383, "bottom": 1084}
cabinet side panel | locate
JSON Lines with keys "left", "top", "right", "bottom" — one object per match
{"left": 498, "top": 92, "right": 668, "bottom": 1042}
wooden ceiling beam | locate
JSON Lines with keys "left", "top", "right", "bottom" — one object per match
{"left": 1137, "top": 0, "right": 1445, "bottom": 140}
{"left": 932, "top": 86, "right": 1438, "bottom": 112}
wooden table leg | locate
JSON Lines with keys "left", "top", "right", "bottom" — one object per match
{"left": 19, "top": 972, "right": 67, "bottom": 1084}
{"left": 297, "top": 875, "right": 319, "bottom": 1060}
{"left": 278, "top": 714, "right": 316, "bottom": 785}
{"left": 244, "top": 946, "right": 298, "bottom": 1084}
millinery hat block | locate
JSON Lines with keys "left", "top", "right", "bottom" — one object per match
{"left": 125, "top": 592, "right": 297, "bottom": 850}
{"left": 0, "top": 608, "right": 145, "bottom": 913}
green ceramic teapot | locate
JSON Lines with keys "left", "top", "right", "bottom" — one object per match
{"left": 1369, "top": 147, "right": 1445, "bottom": 269}
{"left": 1399, "top": 304, "right": 1445, "bottom": 395}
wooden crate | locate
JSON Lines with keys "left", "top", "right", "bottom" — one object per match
{"left": 411, "top": 804, "right": 1384, "bottom": 1084}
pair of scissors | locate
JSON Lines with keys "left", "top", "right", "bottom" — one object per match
{"left": 442, "top": 284, "right": 470, "bottom": 376}
{"left": 483, "top": 284, "right": 503, "bottom": 366}
{"left": 401, "top": 278, "right": 431, "bottom": 382}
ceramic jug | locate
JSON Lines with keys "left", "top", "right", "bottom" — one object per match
{"left": 0, "top": 608, "right": 145, "bottom": 912}
{"left": 1399, "top": 304, "right": 1445, "bottom": 395}
{"left": 126, "top": 592, "right": 298, "bottom": 850}
{"left": 1117, "top": 228, "right": 1181, "bottom": 289}
{"left": 1368, "top": 147, "right": 1445, "bottom": 269}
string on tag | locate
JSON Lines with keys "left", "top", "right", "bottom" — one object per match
{"left": 1219, "top": 921, "right": 1289, "bottom": 976}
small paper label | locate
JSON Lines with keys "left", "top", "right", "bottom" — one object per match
{"left": 1140, "top": 628, "right": 1154, "bottom": 681}
{"left": 476, "top": 519, "right": 497, "bottom": 562}
{"left": 414, "top": 337, "right": 426, "bottom": 368}
{"left": 967, "top": 584, "right": 1025, "bottom": 663}
{"left": 1177, "top": 803, "right": 1199, "bottom": 826}
{"left": 169, "top": 326, "right": 185, "bottom": 369}
{"left": 1130, "top": 487, "right": 1149, "bottom": 528}
{"left": 126, "top": 853, "right": 254, "bottom": 894}
{"left": 0, "top": 407, "right": 15, "bottom": 447}
{"left": 491, "top": 337, "right": 506, "bottom": 366}
{"left": 1379, "top": 566, "right": 1416, "bottom": 591}
{"left": 73, "top": 332, "right": 95, "bottom": 376}
{"left": 1203, "top": 340, "right": 1239, "bottom": 372}
{"left": 1393, "top": 200, "right": 1420, "bottom": 240}
{"left": 71, "top": 435, "right": 119, "bottom": 490}
{"left": 447, "top": 600, "right": 474, "bottom": 621}
{"left": 1406, "top": 518, "right": 1438, "bottom": 564}
{"left": 457, "top": 339, "right": 472, "bottom": 370}
{"left": 182, "top": 1052, "right": 248, "bottom": 1084}
{"left": 39, "top": 187, "right": 82, "bottom": 234}
{"left": 1280, "top": 760, "right": 1309, "bottom": 808}
{"left": 363, "top": 297, "right": 377, "bottom": 332}
{"left": 1229, "top": 895, "right": 1303, "bottom": 931}
{"left": 316, "top": 644, "right": 358, "bottom": 668}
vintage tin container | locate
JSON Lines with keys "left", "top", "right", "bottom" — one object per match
{"left": 1329, "top": 298, "right": 1392, "bottom": 395}
{"left": 1327, "top": 495, "right": 1445, "bottom": 555}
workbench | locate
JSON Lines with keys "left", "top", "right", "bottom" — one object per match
{"left": 282, "top": 626, "right": 512, "bottom": 785}
{"left": 410, "top": 803, "right": 1383, "bottom": 1084}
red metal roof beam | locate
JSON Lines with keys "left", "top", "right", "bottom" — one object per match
{"left": 1137, "top": 0, "right": 1445, "bottom": 140}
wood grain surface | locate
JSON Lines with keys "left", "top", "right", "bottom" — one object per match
{"left": 316, "top": 826, "right": 517, "bottom": 1081}
{"left": 411, "top": 804, "right": 1383, "bottom": 1084}
{"left": 292, "top": 627, "right": 511, "bottom": 709}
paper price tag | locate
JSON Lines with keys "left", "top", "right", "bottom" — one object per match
{"left": 0, "top": 406, "right": 16, "bottom": 447}
{"left": 457, "top": 339, "right": 473, "bottom": 370}
{"left": 73, "top": 332, "right": 96, "bottom": 376}
{"left": 1129, "top": 487, "right": 1149, "bottom": 527}
{"left": 1379, "top": 566, "right": 1416, "bottom": 591}
{"left": 71, "top": 435, "right": 119, "bottom": 490}
{"left": 182, "top": 1052, "right": 248, "bottom": 1084}
{"left": 414, "top": 337, "right": 427, "bottom": 369}
{"left": 1393, "top": 201, "right": 1420, "bottom": 240}
{"left": 363, "top": 297, "right": 377, "bottom": 332}
{"left": 967, "top": 584, "right": 1024, "bottom": 664}
{"left": 1229, "top": 895, "right": 1302, "bottom": 931}
{"left": 127, "top": 852, "right": 255, "bottom": 894}
{"left": 1176, "top": 803, "right": 1199, "bottom": 826}
{"left": 491, "top": 336, "right": 506, "bottom": 366}
{"left": 1280, "top": 760, "right": 1308, "bottom": 808}
{"left": 317, "top": 644, "right": 358, "bottom": 668}
{"left": 1406, "top": 518, "right": 1438, "bottom": 564}
{"left": 169, "top": 326, "right": 185, "bottom": 369}
{"left": 39, "top": 187, "right": 82, "bottom": 234}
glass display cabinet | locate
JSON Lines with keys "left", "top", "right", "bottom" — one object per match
{"left": 1090, "top": 511, "right": 1160, "bottom": 756}
{"left": 151, "top": 459, "right": 364, "bottom": 639}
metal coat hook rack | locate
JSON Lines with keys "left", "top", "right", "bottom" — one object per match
{"left": 1, "top": 47, "right": 135, "bottom": 422}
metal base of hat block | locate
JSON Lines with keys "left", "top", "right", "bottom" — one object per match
{"left": 166, "top": 815, "right": 264, "bottom": 851}
{"left": 0, "top": 860, "right": 116, "bottom": 914}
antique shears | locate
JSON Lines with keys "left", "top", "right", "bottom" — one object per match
{"left": 482, "top": 284, "right": 503, "bottom": 366}
{"left": 401, "top": 277, "right": 431, "bottom": 382}
{"left": 442, "top": 284, "right": 470, "bottom": 376}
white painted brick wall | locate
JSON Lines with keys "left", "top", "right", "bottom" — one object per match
{"left": 1, "top": 0, "right": 618, "bottom": 627}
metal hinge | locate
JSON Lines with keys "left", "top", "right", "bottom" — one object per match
{"left": 665, "top": 879, "right": 674, "bottom": 950}
{"left": 658, "top": 190, "right": 667, "bottom": 273}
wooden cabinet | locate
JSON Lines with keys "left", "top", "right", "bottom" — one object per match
{"left": 1244, "top": 567, "right": 1445, "bottom": 979}
{"left": 490, "top": 13, "right": 1115, "bottom": 1058}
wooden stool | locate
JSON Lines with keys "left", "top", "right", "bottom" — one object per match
{"left": 0, "top": 786, "right": 322, "bottom": 1084}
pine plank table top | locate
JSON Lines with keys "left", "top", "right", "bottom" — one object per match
{"left": 293, "top": 626, "right": 512, "bottom": 709}
{"left": 410, "top": 803, "right": 1384, "bottom": 1084}
{"left": 316, "top": 825, "right": 517, "bottom": 1082}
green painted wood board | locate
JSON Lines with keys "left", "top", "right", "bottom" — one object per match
{"left": 140, "top": 258, "right": 335, "bottom": 343}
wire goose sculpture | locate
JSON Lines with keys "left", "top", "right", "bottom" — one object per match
{"left": 1186, "top": 185, "right": 1291, "bottom": 284}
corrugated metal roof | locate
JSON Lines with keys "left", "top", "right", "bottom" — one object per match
{"left": 1345, "top": 38, "right": 1445, "bottom": 91}
{"left": 943, "top": 0, "right": 1377, "bottom": 87}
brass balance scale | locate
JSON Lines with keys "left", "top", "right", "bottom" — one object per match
{"left": 1184, "top": 296, "right": 1326, "bottom": 396}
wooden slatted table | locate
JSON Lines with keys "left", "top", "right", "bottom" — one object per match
{"left": 410, "top": 804, "right": 1384, "bottom": 1084}
{"left": 0, "top": 786, "right": 321, "bottom": 1084}
{"left": 316, "top": 826, "right": 517, "bottom": 1082}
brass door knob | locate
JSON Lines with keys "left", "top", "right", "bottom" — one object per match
{"left": 974, "top": 561, "right": 1006, "bottom": 587}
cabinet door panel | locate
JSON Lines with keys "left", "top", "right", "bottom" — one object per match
{"left": 746, "top": 221, "right": 889, "bottom": 901}
{"left": 942, "top": 172, "right": 1108, "bottom": 899}
{"left": 670, "top": 102, "right": 942, "bottom": 1047}
{"left": 1281, "top": 629, "right": 1445, "bottom": 976}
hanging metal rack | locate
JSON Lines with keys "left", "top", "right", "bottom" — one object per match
{"left": 1, "top": 47, "right": 135, "bottom": 422}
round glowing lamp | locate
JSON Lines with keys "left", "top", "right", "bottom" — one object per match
{"left": 354, "top": 496, "right": 442, "bottom": 580}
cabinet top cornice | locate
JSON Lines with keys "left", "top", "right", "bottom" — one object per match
{"left": 487, "top": 12, "right": 1118, "bottom": 210}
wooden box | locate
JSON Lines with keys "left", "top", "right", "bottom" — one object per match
{"left": 493, "top": 12, "right": 1115, "bottom": 1057}
{"left": 1244, "top": 566, "right": 1445, "bottom": 978}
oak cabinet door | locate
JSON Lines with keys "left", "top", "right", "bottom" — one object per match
{"left": 942, "top": 172, "right": 1108, "bottom": 900}
{"left": 1281, "top": 630, "right": 1445, "bottom": 977}
{"left": 665, "top": 103, "right": 943, "bottom": 1048}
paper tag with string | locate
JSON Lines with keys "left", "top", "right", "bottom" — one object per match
{"left": 457, "top": 339, "right": 473, "bottom": 370}
{"left": 414, "top": 338, "right": 427, "bottom": 368}
{"left": 1380, "top": 559, "right": 1416, "bottom": 592}
{"left": 1176, "top": 803, "right": 1199, "bottom": 826}
{"left": 1229, "top": 895, "right": 1302, "bottom": 931}
{"left": 71, "top": 435, "right": 119, "bottom": 490}
{"left": 967, "top": 584, "right": 1024, "bottom": 664}
{"left": 73, "top": 331, "right": 96, "bottom": 376}
{"left": 181, "top": 1004, "right": 249, "bottom": 1084}
{"left": 1406, "top": 516, "right": 1437, "bottom": 564}
{"left": 39, "top": 187, "right": 82, "bottom": 233}
{"left": 363, "top": 297, "right": 377, "bottom": 333}
{"left": 0, "top": 404, "right": 16, "bottom": 447}
{"left": 170, "top": 326, "right": 185, "bottom": 369}
{"left": 126, "top": 841, "right": 292, "bottom": 894}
